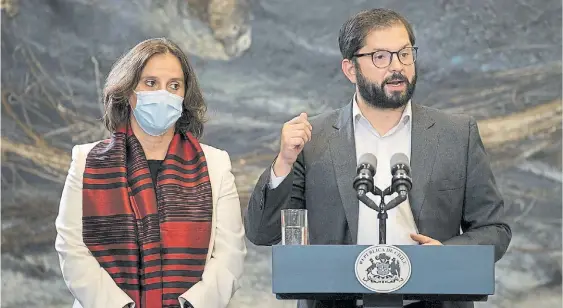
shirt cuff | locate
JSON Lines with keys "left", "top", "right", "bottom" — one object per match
{"left": 269, "top": 166, "right": 287, "bottom": 189}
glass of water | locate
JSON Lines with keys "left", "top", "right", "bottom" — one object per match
{"left": 281, "top": 209, "right": 308, "bottom": 245}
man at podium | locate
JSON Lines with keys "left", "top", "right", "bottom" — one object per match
{"left": 244, "top": 8, "right": 511, "bottom": 308}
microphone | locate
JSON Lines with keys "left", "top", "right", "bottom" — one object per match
{"left": 390, "top": 153, "right": 412, "bottom": 198}
{"left": 353, "top": 153, "right": 378, "bottom": 195}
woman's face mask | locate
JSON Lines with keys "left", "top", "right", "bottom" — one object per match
{"left": 132, "top": 90, "right": 184, "bottom": 136}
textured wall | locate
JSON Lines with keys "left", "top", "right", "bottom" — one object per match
{"left": 1, "top": 0, "right": 561, "bottom": 307}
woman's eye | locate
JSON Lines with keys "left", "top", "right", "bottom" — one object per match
{"left": 145, "top": 80, "right": 156, "bottom": 87}
{"left": 170, "top": 83, "right": 180, "bottom": 90}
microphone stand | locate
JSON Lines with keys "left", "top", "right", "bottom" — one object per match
{"left": 356, "top": 186, "right": 407, "bottom": 245}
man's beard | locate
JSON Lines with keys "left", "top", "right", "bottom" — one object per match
{"left": 356, "top": 66, "right": 417, "bottom": 110}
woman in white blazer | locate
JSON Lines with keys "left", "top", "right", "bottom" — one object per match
{"left": 55, "top": 38, "right": 246, "bottom": 308}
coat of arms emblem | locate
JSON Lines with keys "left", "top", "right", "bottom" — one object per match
{"left": 355, "top": 245, "right": 411, "bottom": 293}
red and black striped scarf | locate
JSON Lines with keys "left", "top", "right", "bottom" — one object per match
{"left": 82, "top": 124, "right": 213, "bottom": 308}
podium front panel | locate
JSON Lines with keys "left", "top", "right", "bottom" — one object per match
{"left": 272, "top": 245, "right": 494, "bottom": 296}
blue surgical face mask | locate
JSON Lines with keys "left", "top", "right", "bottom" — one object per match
{"left": 132, "top": 90, "right": 184, "bottom": 136}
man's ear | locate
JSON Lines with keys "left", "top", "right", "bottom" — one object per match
{"left": 341, "top": 58, "right": 357, "bottom": 84}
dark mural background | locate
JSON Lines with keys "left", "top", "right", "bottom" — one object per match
{"left": 1, "top": 0, "right": 562, "bottom": 307}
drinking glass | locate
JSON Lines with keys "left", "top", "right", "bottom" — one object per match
{"left": 281, "top": 209, "right": 308, "bottom": 245}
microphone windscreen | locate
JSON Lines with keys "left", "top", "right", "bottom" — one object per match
{"left": 358, "top": 153, "right": 378, "bottom": 168}
{"left": 390, "top": 153, "right": 409, "bottom": 167}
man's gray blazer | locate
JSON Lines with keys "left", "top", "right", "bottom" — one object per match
{"left": 244, "top": 102, "right": 512, "bottom": 308}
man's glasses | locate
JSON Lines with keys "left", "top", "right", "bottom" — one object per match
{"left": 354, "top": 46, "right": 418, "bottom": 68}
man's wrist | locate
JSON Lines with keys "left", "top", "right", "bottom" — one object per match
{"left": 273, "top": 156, "right": 292, "bottom": 177}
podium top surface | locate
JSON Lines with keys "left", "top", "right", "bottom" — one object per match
{"left": 272, "top": 244, "right": 495, "bottom": 298}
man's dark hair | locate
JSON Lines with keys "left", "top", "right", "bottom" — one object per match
{"left": 102, "top": 37, "right": 207, "bottom": 138}
{"left": 338, "top": 8, "right": 416, "bottom": 60}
